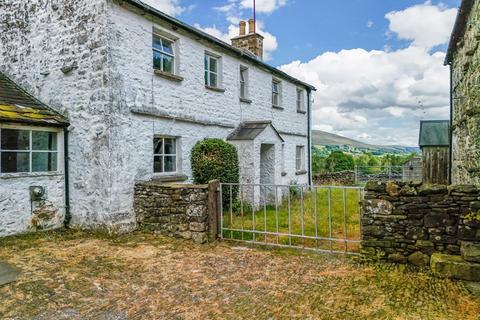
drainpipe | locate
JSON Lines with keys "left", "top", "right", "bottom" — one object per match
{"left": 63, "top": 127, "right": 71, "bottom": 228}
{"left": 448, "top": 64, "right": 453, "bottom": 185}
{"left": 307, "top": 89, "right": 313, "bottom": 186}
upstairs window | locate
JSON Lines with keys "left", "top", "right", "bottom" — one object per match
{"left": 297, "top": 89, "right": 306, "bottom": 112}
{"left": 272, "top": 79, "right": 282, "bottom": 107}
{"left": 205, "top": 54, "right": 219, "bottom": 88}
{"left": 154, "top": 137, "right": 177, "bottom": 173}
{"left": 0, "top": 128, "right": 58, "bottom": 173}
{"left": 296, "top": 145, "right": 305, "bottom": 171}
{"left": 240, "top": 66, "right": 249, "bottom": 99}
{"left": 153, "top": 34, "right": 175, "bottom": 74}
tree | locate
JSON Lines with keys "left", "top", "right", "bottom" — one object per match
{"left": 325, "top": 151, "right": 355, "bottom": 172}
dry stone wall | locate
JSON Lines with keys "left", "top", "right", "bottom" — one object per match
{"left": 134, "top": 181, "right": 219, "bottom": 244}
{"left": 361, "top": 181, "right": 480, "bottom": 266}
{"left": 313, "top": 171, "right": 355, "bottom": 186}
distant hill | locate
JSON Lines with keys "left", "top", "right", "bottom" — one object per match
{"left": 312, "top": 130, "right": 420, "bottom": 155}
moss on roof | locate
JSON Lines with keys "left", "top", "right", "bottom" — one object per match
{"left": 0, "top": 73, "right": 68, "bottom": 127}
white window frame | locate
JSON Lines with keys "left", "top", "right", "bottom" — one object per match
{"left": 240, "top": 65, "right": 249, "bottom": 99}
{"left": 205, "top": 53, "right": 221, "bottom": 88}
{"left": 0, "top": 124, "right": 63, "bottom": 175}
{"left": 296, "top": 145, "right": 306, "bottom": 171}
{"left": 152, "top": 33, "right": 176, "bottom": 74}
{"left": 153, "top": 136, "right": 179, "bottom": 174}
{"left": 272, "top": 79, "right": 282, "bottom": 107}
{"left": 296, "top": 88, "right": 306, "bottom": 112}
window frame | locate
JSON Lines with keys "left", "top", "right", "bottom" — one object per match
{"left": 272, "top": 79, "right": 282, "bottom": 107}
{"left": 0, "top": 124, "right": 62, "bottom": 175}
{"left": 239, "top": 65, "right": 249, "bottom": 99}
{"left": 205, "top": 53, "right": 221, "bottom": 88}
{"left": 153, "top": 136, "right": 179, "bottom": 174}
{"left": 296, "top": 145, "right": 306, "bottom": 171}
{"left": 296, "top": 88, "right": 306, "bottom": 112}
{"left": 152, "top": 33, "right": 176, "bottom": 74}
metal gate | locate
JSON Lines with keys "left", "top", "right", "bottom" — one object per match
{"left": 219, "top": 183, "right": 364, "bottom": 254}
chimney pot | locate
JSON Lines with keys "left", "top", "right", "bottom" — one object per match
{"left": 248, "top": 18, "right": 255, "bottom": 34}
{"left": 239, "top": 21, "right": 246, "bottom": 36}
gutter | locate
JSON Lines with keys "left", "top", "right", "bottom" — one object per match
{"left": 448, "top": 65, "right": 454, "bottom": 184}
{"left": 63, "top": 127, "right": 71, "bottom": 228}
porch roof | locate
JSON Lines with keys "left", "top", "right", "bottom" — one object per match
{"left": 227, "top": 121, "right": 284, "bottom": 142}
{"left": 0, "top": 72, "right": 69, "bottom": 127}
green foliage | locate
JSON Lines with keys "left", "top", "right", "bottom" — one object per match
{"left": 191, "top": 138, "right": 240, "bottom": 184}
{"left": 325, "top": 151, "right": 355, "bottom": 172}
{"left": 464, "top": 211, "right": 480, "bottom": 222}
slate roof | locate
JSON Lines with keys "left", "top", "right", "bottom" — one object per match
{"left": 123, "top": 0, "right": 316, "bottom": 91}
{"left": 419, "top": 120, "right": 450, "bottom": 147}
{"left": 227, "top": 121, "right": 284, "bottom": 142}
{"left": 445, "top": 0, "right": 476, "bottom": 65}
{"left": 0, "top": 72, "right": 68, "bottom": 127}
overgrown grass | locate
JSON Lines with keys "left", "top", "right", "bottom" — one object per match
{"left": 222, "top": 187, "right": 363, "bottom": 252}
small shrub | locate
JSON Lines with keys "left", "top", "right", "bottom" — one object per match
{"left": 191, "top": 138, "right": 240, "bottom": 205}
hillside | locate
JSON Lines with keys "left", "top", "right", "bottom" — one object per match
{"left": 312, "top": 130, "right": 420, "bottom": 155}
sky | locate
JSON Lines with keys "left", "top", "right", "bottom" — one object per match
{"left": 142, "top": 0, "right": 461, "bottom": 146}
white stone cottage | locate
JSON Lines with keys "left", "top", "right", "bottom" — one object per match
{"left": 0, "top": 0, "right": 315, "bottom": 236}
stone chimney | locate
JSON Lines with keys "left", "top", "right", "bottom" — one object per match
{"left": 231, "top": 19, "right": 264, "bottom": 60}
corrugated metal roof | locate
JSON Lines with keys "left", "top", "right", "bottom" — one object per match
{"left": 227, "top": 121, "right": 284, "bottom": 142}
{"left": 123, "top": 0, "right": 316, "bottom": 91}
{"left": 419, "top": 120, "right": 450, "bottom": 147}
{"left": 0, "top": 72, "right": 68, "bottom": 127}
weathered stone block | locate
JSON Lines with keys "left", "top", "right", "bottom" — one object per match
{"left": 192, "top": 232, "right": 208, "bottom": 244}
{"left": 405, "top": 227, "right": 426, "bottom": 240}
{"left": 365, "top": 181, "right": 386, "bottom": 192}
{"left": 363, "top": 199, "right": 393, "bottom": 216}
{"left": 189, "top": 222, "right": 207, "bottom": 232}
{"left": 386, "top": 182, "right": 399, "bottom": 197}
{"left": 461, "top": 241, "right": 480, "bottom": 263}
{"left": 418, "top": 185, "right": 448, "bottom": 196}
{"left": 388, "top": 253, "right": 407, "bottom": 264}
{"left": 431, "top": 253, "right": 480, "bottom": 281}
{"left": 424, "top": 213, "right": 455, "bottom": 228}
{"left": 408, "top": 252, "right": 430, "bottom": 267}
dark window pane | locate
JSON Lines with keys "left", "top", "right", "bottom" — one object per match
{"left": 153, "top": 51, "right": 162, "bottom": 70}
{"left": 1, "top": 129, "right": 29, "bottom": 150}
{"left": 204, "top": 56, "right": 208, "bottom": 71}
{"left": 32, "top": 131, "right": 57, "bottom": 151}
{"left": 163, "top": 55, "right": 173, "bottom": 73}
{"left": 205, "top": 71, "right": 209, "bottom": 85}
{"left": 209, "top": 57, "right": 217, "bottom": 72}
{"left": 153, "top": 34, "right": 162, "bottom": 50}
{"left": 32, "top": 152, "right": 57, "bottom": 172}
{"left": 164, "top": 156, "right": 176, "bottom": 172}
{"left": 1, "top": 152, "right": 29, "bottom": 173}
{"left": 164, "top": 138, "right": 176, "bottom": 154}
{"left": 154, "top": 138, "right": 163, "bottom": 154}
{"left": 162, "top": 39, "right": 173, "bottom": 54}
{"left": 210, "top": 73, "right": 217, "bottom": 88}
{"left": 154, "top": 156, "right": 163, "bottom": 173}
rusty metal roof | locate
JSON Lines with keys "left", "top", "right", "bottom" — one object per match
{"left": 419, "top": 120, "right": 450, "bottom": 147}
{"left": 0, "top": 72, "right": 69, "bottom": 127}
{"left": 227, "top": 121, "right": 284, "bottom": 142}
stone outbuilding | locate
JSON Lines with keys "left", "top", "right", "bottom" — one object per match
{"left": 0, "top": 72, "right": 69, "bottom": 236}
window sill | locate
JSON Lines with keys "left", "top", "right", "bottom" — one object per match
{"left": 297, "top": 110, "right": 307, "bottom": 114}
{"left": 0, "top": 172, "right": 63, "bottom": 180}
{"left": 151, "top": 174, "right": 188, "bottom": 183}
{"left": 205, "top": 85, "right": 226, "bottom": 93}
{"left": 240, "top": 97, "right": 252, "bottom": 104}
{"left": 296, "top": 170, "right": 308, "bottom": 176}
{"left": 153, "top": 69, "right": 184, "bottom": 82}
{"left": 272, "top": 105, "right": 284, "bottom": 110}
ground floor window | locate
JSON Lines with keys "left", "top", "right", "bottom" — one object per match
{"left": 0, "top": 128, "right": 58, "bottom": 173}
{"left": 154, "top": 136, "right": 177, "bottom": 173}
{"left": 296, "top": 145, "right": 305, "bottom": 171}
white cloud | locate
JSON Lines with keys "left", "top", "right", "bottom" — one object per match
{"left": 280, "top": 46, "right": 450, "bottom": 146}
{"left": 385, "top": 2, "right": 457, "bottom": 49}
{"left": 366, "top": 20, "right": 374, "bottom": 28}
{"left": 140, "top": 0, "right": 186, "bottom": 16}
{"left": 240, "top": 0, "right": 287, "bottom": 14}
{"left": 194, "top": 22, "right": 278, "bottom": 61}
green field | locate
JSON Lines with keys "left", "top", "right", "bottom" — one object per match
{"left": 221, "top": 186, "right": 364, "bottom": 253}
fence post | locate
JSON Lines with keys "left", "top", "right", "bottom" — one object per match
{"left": 207, "top": 180, "right": 220, "bottom": 242}
{"left": 354, "top": 165, "right": 358, "bottom": 185}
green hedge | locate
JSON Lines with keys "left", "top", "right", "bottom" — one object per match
{"left": 191, "top": 138, "right": 240, "bottom": 184}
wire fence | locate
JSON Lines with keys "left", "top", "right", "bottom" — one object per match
{"left": 355, "top": 165, "right": 422, "bottom": 184}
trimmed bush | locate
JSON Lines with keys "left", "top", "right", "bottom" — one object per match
{"left": 191, "top": 139, "right": 240, "bottom": 207}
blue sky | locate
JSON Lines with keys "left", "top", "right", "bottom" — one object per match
{"left": 145, "top": 0, "right": 461, "bottom": 146}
